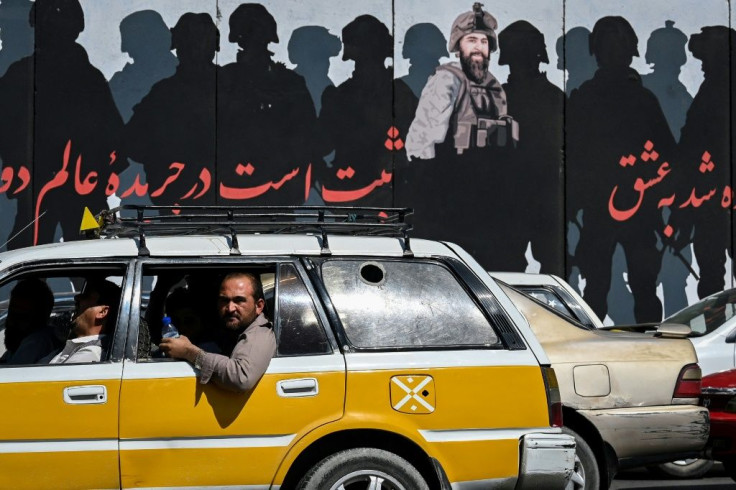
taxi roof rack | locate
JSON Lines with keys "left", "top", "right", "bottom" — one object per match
{"left": 98, "top": 205, "right": 414, "bottom": 257}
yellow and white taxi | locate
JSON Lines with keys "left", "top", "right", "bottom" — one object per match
{"left": 0, "top": 206, "right": 574, "bottom": 489}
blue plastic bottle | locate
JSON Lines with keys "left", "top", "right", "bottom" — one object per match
{"left": 161, "top": 316, "right": 180, "bottom": 339}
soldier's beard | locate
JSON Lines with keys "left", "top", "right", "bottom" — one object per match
{"left": 460, "top": 52, "right": 489, "bottom": 83}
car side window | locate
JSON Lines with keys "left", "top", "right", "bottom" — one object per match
{"left": 321, "top": 259, "right": 500, "bottom": 349}
{"left": 137, "top": 262, "right": 330, "bottom": 361}
{"left": 276, "top": 263, "right": 330, "bottom": 356}
{"left": 0, "top": 269, "right": 125, "bottom": 366}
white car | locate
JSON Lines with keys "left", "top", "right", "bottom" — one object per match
{"left": 664, "top": 289, "right": 736, "bottom": 376}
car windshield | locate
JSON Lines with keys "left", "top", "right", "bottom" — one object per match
{"left": 666, "top": 288, "right": 736, "bottom": 337}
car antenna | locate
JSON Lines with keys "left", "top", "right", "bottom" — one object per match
{"left": 0, "top": 210, "right": 46, "bottom": 250}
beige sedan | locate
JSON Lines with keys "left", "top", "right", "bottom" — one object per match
{"left": 492, "top": 273, "right": 709, "bottom": 490}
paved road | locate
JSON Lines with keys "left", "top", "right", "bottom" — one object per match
{"left": 612, "top": 464, "right": 736, "bottom": 489}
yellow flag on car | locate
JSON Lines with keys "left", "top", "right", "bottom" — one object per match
{"left": 80, "top": 207, "right": 100, "bottom": 232}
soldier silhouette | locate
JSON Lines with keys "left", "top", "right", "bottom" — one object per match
{"left": 498, "top": 20, "right": 565, "bottom": 275}
{"left": 0, "top": 0, "right": 124, "bottom": 248}
{"left": 318, "top": 15, "right": 417, "bottom": 208}
{"left": 287, "top": 26, "right": 341, "bottom": 115}
{"left": 0, "top": 0, "right": 33, "bottom": 77}
{"left": 641, "top": 21, "right": 694, "bottom": 315}
{"left": 0, "top": 0, "right": 33, "bottom": 251}
{"left": 398, "top": 23, "right": 448, "bottom": 98}
{"left": 109, "top": 10, "right": 178, "bottom": 123}
{"left": 217, "top": 3, "right": 316, "bottom": 206}
{"left": 124, "top": 12, "right": 219, "bottom": 208}
{"left": 556, "top": 26, "right": 597, "bottom": 96}
{"left": 641, "top": 21, "right": 692, "bottom": 141}
{"left": 566, "top": 16, "right": 676, "bottom": 323}
{"left": 676, "top": 26, "right": 736, "bottom": 299}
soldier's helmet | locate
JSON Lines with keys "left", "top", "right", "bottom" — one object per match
{"left": 341, "top": 15, "right": 392, "bottom": 62}
{"left": 589, "top": 16, "right": 639, "bottom": 58}
{"left": 448, "top": 2, "right": 498, "bottom": 53}
{"left": 120, "top": 10, "right": 171, "bottom": 57}
{"left": 288, "top": 26, "right": 342, "bottom": 65}
{"left": 228, "top": 3, "right": 278, "bottom": 46}
{"left": 0, "top": 0, "right": 32, "bottom": 25}
{"left": 171, "top": 12, "right": 219, "bottom": 54}
{"left": 689, "top": 25, "right": 734, "bottom": 65}
{"left": 645, "top": 21, "right": 687, "bottom": 67}
{"left": 402, "top": 23, "right": 448, "bottom": 61}
{"left": 498, "top": 20, "right": 548, "bottom": 66}
{"left": 30, "top": 0, "right": 84, "bottom": 42}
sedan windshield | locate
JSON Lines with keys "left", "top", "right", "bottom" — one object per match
{"left": 666, "top": 288, "right": 736, "bottom": 337}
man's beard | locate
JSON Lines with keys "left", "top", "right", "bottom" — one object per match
{"left": 460, "top": 51, "right": 489, "bottom": 83}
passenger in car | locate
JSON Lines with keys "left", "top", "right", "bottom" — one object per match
{"left": 1, "top": 278, "right": 58, "bottom": 364}
{"left": 44, "top": 278, "right": 121, "bottom": 364}
{"left": 165, "top": 287, "right": 220, "bottom": 353}
{"left": 160, "top": 272, "right": 276, "bottom": 392}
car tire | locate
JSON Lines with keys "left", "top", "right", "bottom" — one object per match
{"left": 563, "top": 427, "right": 601, "bottom": 490}
{"left": 297, "top": 447, "right": 429, "bottom": 490}
{"left": 647, "top": 458, "right": 714, "bottom": 479}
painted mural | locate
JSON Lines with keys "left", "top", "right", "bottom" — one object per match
{"left": 0, "top": 0, "right": 732, "bottom": 325}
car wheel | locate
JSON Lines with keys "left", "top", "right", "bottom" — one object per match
{"left": 297, "top": 447, "right": 430, "bottom": 490}
{"left": 648, "top": 458, "right": 714, "bottom": 479}
{"left": 563, "top": 428, "right": 601, "bottom": 490}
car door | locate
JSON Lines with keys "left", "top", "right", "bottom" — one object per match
{"left": 316, "top": 257, "right": 552, "bottom": 483}
{"left": 0, "top": 262, "right": 132, "bottom": 490}
{"left": 118, "top": 258, "right": 345, "bottom": 488}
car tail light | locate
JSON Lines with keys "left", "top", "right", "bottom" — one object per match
{"left": 673, "top": 363, "right": 702, "bottom": 402}
{"left": 541, "top": 367, "right": 563, "bottom": 427}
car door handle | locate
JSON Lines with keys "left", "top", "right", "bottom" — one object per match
{"left": 63, "top": 385, "right": 107, "bottom": 405}
{"left": 277, "top": 378, "right": 319, "bottom": 397}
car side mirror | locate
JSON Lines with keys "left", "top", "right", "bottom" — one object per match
{"left": 725, "top": 329, "right": 736, "bottom": 344}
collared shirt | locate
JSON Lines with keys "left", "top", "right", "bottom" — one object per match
{"left": 196, "top": 313, "right": 277, "bottom": 393}
{"left": 47, "top": 334, "right": 106, "bottom": 364}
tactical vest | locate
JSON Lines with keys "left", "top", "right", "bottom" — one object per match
{"left": 437, "top": 63, "right": 518, "bottom": 154}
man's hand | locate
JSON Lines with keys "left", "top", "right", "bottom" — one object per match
{"left": 159, "top": 335, "right": 200, "bottom": 363}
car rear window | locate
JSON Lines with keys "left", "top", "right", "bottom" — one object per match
{"left": 667, "top": 288, "right": 736, "bottom": 337}
{"left": 321, "top": 259, "right": 500, "bottom": 349}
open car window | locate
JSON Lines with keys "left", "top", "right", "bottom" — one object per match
{"left": 136, "top": 262, "right": 332, "bottom": 361}
{"left": 0, "top": 267, "right": 126, "bottom": 366}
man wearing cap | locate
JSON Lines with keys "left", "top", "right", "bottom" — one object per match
{"left": 406, "top": 2, "right": 516, "bottom": 160}
{"left": 45, "top": 279, "right": 121, "bottom": 364}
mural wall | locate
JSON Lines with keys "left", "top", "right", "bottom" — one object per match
{"left": 0, "top": 0, "right": 732, "bottom": 325}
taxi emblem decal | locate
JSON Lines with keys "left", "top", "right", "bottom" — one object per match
{"left": 390, "top": 375, "right": 435, "bottom": 414}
